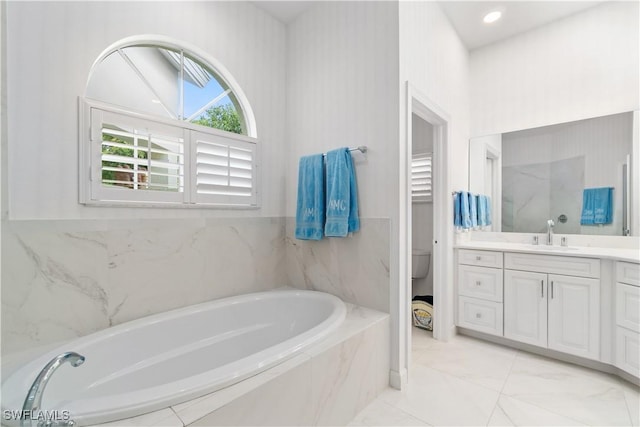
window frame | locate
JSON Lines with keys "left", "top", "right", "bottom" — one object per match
{"left": 79, "top": 97, "right": 260, "bottom": 209}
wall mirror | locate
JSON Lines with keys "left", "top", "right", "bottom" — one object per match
{"left": 469, "top": 111, "right": 638, "bottom": 236}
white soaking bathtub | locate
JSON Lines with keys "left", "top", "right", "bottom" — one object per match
{"left": 1, "top": 290, "right": 346, "bottom": 426}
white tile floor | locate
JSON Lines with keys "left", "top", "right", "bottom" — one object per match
{"left": 349, "top": 329, "right": 640, "bottom": 426}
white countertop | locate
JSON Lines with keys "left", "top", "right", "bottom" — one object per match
{"left": 455, "top": 241, "right": 640, "bottom": 263}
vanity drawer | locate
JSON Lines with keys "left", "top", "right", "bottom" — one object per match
{"left": 458, "top": 296, "right": 503, "bottom": 336}
{"left": 617, "top": 262, "right": 640, "bottom": 287}
{"left": 458, "top": 265, "right": 503, "bottom": 302}
{"left": 458, "top": 249, "right": 503, "bottom": 268}
{"left": 504, "top": 253, "right": 600, "bottom": 279}
{"left": 616, "top": 283, "right": 640, "bottom": 332}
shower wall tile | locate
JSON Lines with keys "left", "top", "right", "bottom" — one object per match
{"left": 1, "top": 218, "right": 287, "bottom": 356}
{"left": 285, "top": 218, "right": 390, "bottom": 313}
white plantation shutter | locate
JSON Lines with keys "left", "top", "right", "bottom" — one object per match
{"left": 90, "top": 108, "right": 187, "bottom": 204}
{"left": 83, "top": 100, "right": 258, "bottom": 207}
{"left": 192, "top": 130, "right": 257, "bottom": 206}
{"left": 412, "top": 152, "right": 432, "bottom": 202}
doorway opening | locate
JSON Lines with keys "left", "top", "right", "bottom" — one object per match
{"left": 403, "top": 83, "right": 453, "bottom": 382}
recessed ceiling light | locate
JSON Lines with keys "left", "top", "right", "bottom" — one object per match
{"left": 483, "top": 10, "right": 502, "bottom": 24}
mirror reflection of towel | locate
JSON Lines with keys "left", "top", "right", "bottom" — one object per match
{"left": 580, "top": 187, "right": 613, "bottom": 225}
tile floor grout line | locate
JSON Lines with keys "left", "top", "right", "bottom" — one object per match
{"left": 497, "top": 350, "right": 622, "bottom": 427}
{"left": 484, "top": 349, "right": 520, "bottom": 426}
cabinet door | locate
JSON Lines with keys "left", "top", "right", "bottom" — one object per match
{"left": 504, "top": 270, "right": 547, "bottom": 347}
{"left": 547, "top": 274, "right": 600, "bottom": 360}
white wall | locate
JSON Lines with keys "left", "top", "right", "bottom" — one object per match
{"left": 285, "top": 1, "right": 399, "bottom": 384}
{"left": 399, "top": 0, "right": 470, "bottom": 382}
{"left": 284, "top": 2, "right": 398, "bottom": 306}
{"left": 285, "top": 1, "right": 399, "bottom": 219}
{"left": 471, "top": 1, "right": 640, "bottom": 137}
{"left": 5, "top": 1, "right": 286, "bottom": 219}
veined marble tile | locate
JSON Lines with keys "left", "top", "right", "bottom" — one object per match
{"left": 411, "top": 332, "right": 517, "bottom": 392}
{"left": 171, "top": 354, "right": 311, "bottom": 426}
{"left": 303, "top": 303, "right": 388, "bottom": 358}
{"left": 186, "top": 355, "right": 313, "bottom": 426}
{"left": 88, "top": 408, "right": 183, "bottom": 427}
{"left": 501, "top": 351, "right": 633, "bottom": 426}
{"left": 487, "top": 395, "right": 586, "bottom": 426}
{"left": 1, "top": 225, "right": 110, "bottom": 354}
{"left": 619, "top": 377, "right": 640, "bottom": 426}
{"left": 285, "top": 218, "right": 390, "bottom": 313}
{"left": 348, "top": 399, "right": 430, "bottom": 426}
{"left": 311, "top": 317, "right": 390, "bottom": 426}
{"left": 2, "top": 217, "right": 288, "bottom": 356}
{"left": 380, "top": 364, "right": 500, "bottom": 426}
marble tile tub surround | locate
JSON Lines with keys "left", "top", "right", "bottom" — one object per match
{"left": 89, "top": 304, "right": 389, "bottom": 427}
{"left": 285, "top": 218, "right": 391, "bottom": 313}
{"left": 1, "top": 217, "right": 287, "bottom": 355}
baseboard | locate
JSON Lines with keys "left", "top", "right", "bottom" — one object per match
{"left": 389, "top": 368, "right": 407, "bottom": 390}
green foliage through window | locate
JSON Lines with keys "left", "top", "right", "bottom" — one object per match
{"left": 191, "top": 104, "right": 242, "bottom": 134}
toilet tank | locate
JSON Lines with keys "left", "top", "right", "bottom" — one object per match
{"left": 412, "top": 249, "right": 431, "bottom": 279}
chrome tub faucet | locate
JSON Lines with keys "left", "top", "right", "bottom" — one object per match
{"left": 21, "top": 352, "right": 85, "bottom": 427}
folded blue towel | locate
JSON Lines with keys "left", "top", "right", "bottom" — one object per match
{"left": 477, "top": 195, "right": 487, "bottom": 227}
{"left": 454, "top": 192, "right": 462, "bottom": 227}
{"left": 460, "top": 191, "right": 472, "bottom": 229}
{"left": 324, "top": 148, "right": 360, "bottom": 237}
{"left": 581, "top": 187, "right": 613, "bottom": 225}
{"left": 469, "top": 193, "right": 478, "bottom": 228}
{"left": 295, "top": 154, "right": 325, "bottom": 240}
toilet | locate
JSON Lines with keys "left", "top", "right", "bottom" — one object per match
{"left": 412, "top": 248, "right": 433, "bottom": 330}
{"left": 412, "top": 249, "right": 431, "bottom": 279}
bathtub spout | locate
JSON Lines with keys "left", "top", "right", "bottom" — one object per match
{"left": 21, "top": 352, "right": 85, "bottom": 427}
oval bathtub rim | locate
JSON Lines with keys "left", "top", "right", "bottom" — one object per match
{"left": 1, "top": 289, "right": 347, "bottom": 426}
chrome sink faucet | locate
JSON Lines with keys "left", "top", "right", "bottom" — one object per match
{"left": 546, "top": 219, "right": 555, "bottom": 245}
{"left": 21, "top": 352, "right": 85, "bottom": 427}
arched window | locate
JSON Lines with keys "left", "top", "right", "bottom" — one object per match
{"left": 80, "top": 37, "right": 258, "bottom": 207}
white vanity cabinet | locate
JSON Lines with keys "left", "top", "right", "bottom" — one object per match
{"left": 504, "top": 253, "right": 600, "bottom": 360}
{"left": 456, "top": 249, "right": 504, "bottom": 336}
{"left": 615, "top": 261, "right": 640, "bottom": 377}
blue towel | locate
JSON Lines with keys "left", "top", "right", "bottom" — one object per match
{"left": 477, "top": 195, "right": 487, "bottom": 227}
{"left": 460, "top": 191, "right": 472, "bottom": 229}
{"left": 484, "top": 196, "right": 492, "bottom": 226}
{"left": 469, "top": 193, "right": 478, "bottom": 228}
{"left": 324, "top": 148, "right": 360, "bottom": 237}
{"left": 581, "top": 187, "right": 613, "bottom": 225}
{"left": 295, "top": 154, "right": 325, "bottom": 240}
{"left": 454, "top": 192, "right": 462, "bottom": 227}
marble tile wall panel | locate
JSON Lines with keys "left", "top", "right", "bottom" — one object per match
{"left": 285, "top": 218, "right": 390, "bottom": 313}
{"left": 311, "top": 316, "right": 390, "bottom": 426}
{"left": 1, "top": 217, "right": 287, "bottom": 355}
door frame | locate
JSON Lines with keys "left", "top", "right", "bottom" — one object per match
{"left": 402, "top": 82, "right": 454, "bottom": 381}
